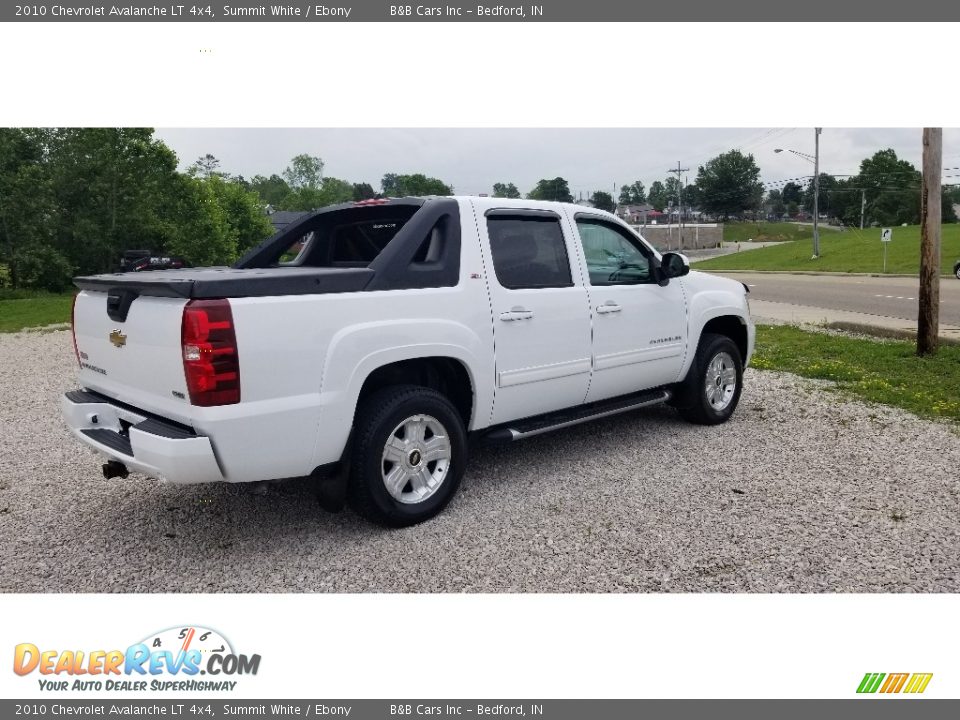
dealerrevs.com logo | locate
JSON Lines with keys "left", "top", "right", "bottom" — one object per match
{"left": 13, "top": 626, "right": 261, "bottom": 693}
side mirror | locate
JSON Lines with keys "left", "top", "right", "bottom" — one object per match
{"left": 658, "top": 252, "right": 690, "bottom": 283}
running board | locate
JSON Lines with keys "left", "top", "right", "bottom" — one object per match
{"left": 481, "top": 388, "right": 671, "bottom": 444}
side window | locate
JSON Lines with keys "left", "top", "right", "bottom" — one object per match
{"left": 576, "top": 219, "right": 654, "bottom": 286}
{"left": 487, "top": 215, "right": 573, "bottom": 290}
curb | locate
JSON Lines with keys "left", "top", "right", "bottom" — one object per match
{"left": 706, "top": 270, "right": 947, "bottom": 279}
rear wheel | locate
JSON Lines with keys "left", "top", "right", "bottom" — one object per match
{"left": 676, "top": 333, "right": 743, "bottom": 425}
{"left": 348, "top": 384, "right": 467, "bottom": 527}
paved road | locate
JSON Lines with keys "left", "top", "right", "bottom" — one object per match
{"left": 716, "top": 272, "right": 960, "bottom": 325}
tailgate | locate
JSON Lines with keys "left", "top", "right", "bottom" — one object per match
{"left": 73, "top": 290, "right": 192, "bottom": 424}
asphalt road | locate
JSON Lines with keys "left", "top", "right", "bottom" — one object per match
{"left": 718, "top": 273, "right": 960, "bottom": 325}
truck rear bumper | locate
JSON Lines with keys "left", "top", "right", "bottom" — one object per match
{"left": 61, "top": 390, "right": 226, "bottom": 485}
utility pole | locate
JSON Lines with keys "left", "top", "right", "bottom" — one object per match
{"left": 812, "top": 128, "right": 821, "bottom": 258}
{"left": 668, "top": 161, "right": 689, "bottom": 250}
{"left": 917, "top": 128, "right": 942, "bottom": 356}
{"left": 860, "top": 189, "right": 866, "bottom": 230}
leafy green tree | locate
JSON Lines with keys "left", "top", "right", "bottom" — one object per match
{"left": 352, "top": 182, "right": 377, "bottom": 200}
{"left": 47, "top": 128, "right": 183, "bottom": 277}
{"left": 766, "top": 189, "right": 786, "bottom": 217}
{"left": 0, "top": 128, "right": 60, "bottom": 289}
{"left": 250, "top": 174, "right": 292, "bottom": 207}
{"left": 188, "top": 153, "right": 223, "bottom": 178}
{"left": 618, "top": 181, "right": 646, "bottom": 205}
{"left": 589, "top": 191, "right": 615, "bottom": 212}
{"left": 161, "top": 175, "right": 233, "bottom": 267}
{"left": 281, "top": 176, "right": 354, "bottom": 211}
{"left": 492, "top": 182, "right": 521, "bottom": 198}
{"left": 856, "top": 149, "right": 921, "bottom": 226}
{"left": 664, "top": 177, "right": 682, "bottom": 206}
{"left": 781, "top": 182, "right": 803, "bottom": 205}
{"left": 381, "top": 173, "right": 453, "bottom": 197}
{"left": 683, "top": 182, "right": 701, "bottom": 210}
{"left": 647, "top": 180, "right": 668, "bottom": 211}
{"left": 203, "top": 175, "right": 274, "bottom": 255}
{"left": 526, "top": 177, "right": 573, "bottom": 202}
{"left": 283, "top": 154, "right": 325, "bottom": 190}
{"left": 696, "top": 150, "right": 764, "bottom": 219}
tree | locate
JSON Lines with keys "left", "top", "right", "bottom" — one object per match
{"left": 352, "top": 182, "right": 377, "bottom": 200}
{"left": 381, "top": 173, "right": 452, "bottom": 196}
{"left": 250, "top": 174, "right": 292, "bottom": 207}
{"left": 664, "top": 177, "right": 682, "bottom": 206}
{"left": 202, "top": 175, "right": 274, "bottom": 256}
{"left": 696, "top": 150, "right": 764, "bottom": 219}
{"left": 856, "top": 149, "right": 921, "bottom": 227}
{"left": 188, "top": 153, "right": 222, "bottom": 178}
{"left": 618, "top": 181, "right": 646, "bottom": 205}
{"left": 0, "top": 128, "right": 60, "bottom": 289}
{"left": 492, "top": 182, "right": 521, "bottom": 198}
{"left": 647, "top": 180, "right": 668, "bottom": 211}
{"left": 527, "top": 177, "right": 573, "bottom": 203}
{"left": 589, "top": 191, "right": 615, "bottom": 212}
{"left": 683, "top": 182, "right": 702, "bottom": 211}
{"left": 766, "top": 189, "right": 786, "bottom": 217}
{"left": 282, "top": 154, "right": 324, "bottom": 190}
{"left": 281, "top": 176, "right": 354, "bottom": 211}
{"left": 781, "top": 182, "right": 803, "bottom": 205}
{"left": 46, "top": 128, "right": 183, "bottom": 278}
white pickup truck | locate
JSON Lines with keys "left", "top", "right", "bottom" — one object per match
{"left": 63, "top": 196, "right": 754, "bottom": 526}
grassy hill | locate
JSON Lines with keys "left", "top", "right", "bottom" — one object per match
{"left": 721, "top": 221, "right": 842, "bottom": 244}
{"left": 698, "top": 223, "right": 960, "bottom": 275}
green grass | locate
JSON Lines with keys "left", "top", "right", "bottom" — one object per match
{"left": 753, "top": 324, "right": 960, "bottom": 422}
{"left": 698, "top": 223, "right": 960, "bottom": 274}
{"left": 721, "top": 221, "right": 841, "bottom": 244}
{"left": 0, "top": 292, "right": 74, "bottom": 333}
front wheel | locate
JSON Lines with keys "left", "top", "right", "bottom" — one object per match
{"left": 348, "top": 384, "right": 467, "bottom": 527}
{"left": 676, "top": 333, "right": 744, "bottom": 425}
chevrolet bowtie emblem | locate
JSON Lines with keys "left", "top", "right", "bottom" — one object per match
{"left": 109, "top": 330, "right": 127, "bottom": 348}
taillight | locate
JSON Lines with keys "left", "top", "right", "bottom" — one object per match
{"left": 181, "top": 299, "right": 240, "bottom": 406}
{"left": 71, "top": 293, "right": 81, "bottom": 367}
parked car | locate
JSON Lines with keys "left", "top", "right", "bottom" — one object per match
{"left": 953, "top": 260, "right": 960, "bottom": 280}
{"left": 119, "top": 249, "right": 188, "bottom": 272}
{"left": 63, "top": 197, "right": 754, "bottom": 526}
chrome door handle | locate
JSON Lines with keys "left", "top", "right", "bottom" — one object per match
{"left": 499, "top": 307, "right": 534, "bottom": 321}
{"left": 596, "top": 302, "right": 622, "bottom": 314}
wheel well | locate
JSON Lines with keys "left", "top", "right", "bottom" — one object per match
{"left": 357, "top": 357, "right": 474, "bottom": 427}
{"left": 701, "top": 316, "right": 748, "bottom": 360}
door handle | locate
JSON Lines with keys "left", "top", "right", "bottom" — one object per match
{"left": 499, "top": 307, "right": 534, "bottom": 322}
{"left": 595, "top": 302, "right": 622, "bottom": 314}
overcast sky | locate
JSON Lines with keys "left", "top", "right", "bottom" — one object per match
{"left": 154, "top": 128, "right": 960, "bottom": 198}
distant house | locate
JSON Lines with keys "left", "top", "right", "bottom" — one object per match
{"left": 266, "top": 209, "right": 311, "bottom": 233}
{"left": 617, "top": 203, "right": 656, "bottom": 224}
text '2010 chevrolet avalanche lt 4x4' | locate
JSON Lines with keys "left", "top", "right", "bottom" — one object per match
{"left": 63, "top": 197, "right": 754, "bottom": 526}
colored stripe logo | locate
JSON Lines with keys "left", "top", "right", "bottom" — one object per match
{"left": 857, "top": 672, "right": 933, "bottom": 694}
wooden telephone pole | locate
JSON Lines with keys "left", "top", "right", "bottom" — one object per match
{"left": 917, "top": 128, "right": 942, "bottom": 356}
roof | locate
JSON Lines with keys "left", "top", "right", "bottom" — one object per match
{"left": 267, "top": 210, "right": 311, "bottom": 229}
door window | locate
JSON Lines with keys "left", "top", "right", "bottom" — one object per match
{"left": 576, "top": 219, "right": 654, "bottom": 285}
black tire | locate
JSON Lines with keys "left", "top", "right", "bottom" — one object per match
{"left": 954, "top": 262, "right": 960, "bottom": 280}
{"left": 676, "top": 333, "right": 744, "bottom": 425}
{"left": 348, "top": 384, "right": 467, "bottom": 527}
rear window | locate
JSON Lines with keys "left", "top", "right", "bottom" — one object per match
{"left": 273, "top": 206, "right": 419, "bottom": 268}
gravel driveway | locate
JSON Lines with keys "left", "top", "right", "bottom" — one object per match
{"left": 2, "top": 330, "right": 958, "bottom": 593}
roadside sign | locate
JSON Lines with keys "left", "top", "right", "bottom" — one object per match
{"left": 881, "top": 228, "right": 892, "bottom": 273}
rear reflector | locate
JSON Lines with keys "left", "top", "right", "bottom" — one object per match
{"left": 181, "top": 299, "right": 240, "bottom": 406}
